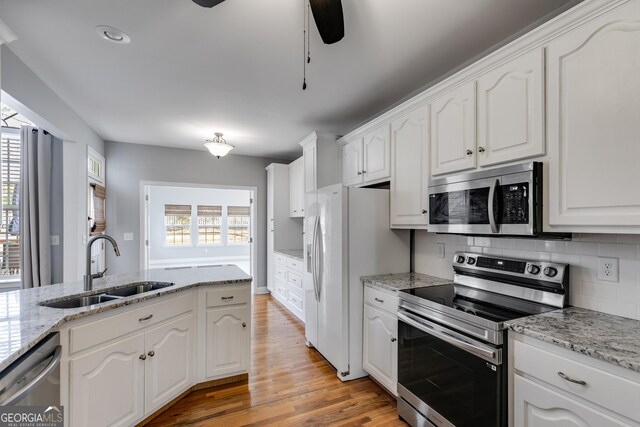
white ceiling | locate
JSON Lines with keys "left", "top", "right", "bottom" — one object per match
{"left": 0, "top": 0, "right": 576, "bottom": 159}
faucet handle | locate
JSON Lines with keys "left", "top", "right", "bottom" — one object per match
{"left": 91, "top": 268, "right": 108, "bottom": 279}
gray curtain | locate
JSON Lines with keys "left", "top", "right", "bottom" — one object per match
{"left": 20, "top": 126, "right": 52, "bottom": 288}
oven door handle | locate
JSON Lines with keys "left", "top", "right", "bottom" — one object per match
{"left": 398, "top": 311, "right": 500, "bottom": 364}
{"left": 488, "top": 178, "right": 500, "bottom": 234}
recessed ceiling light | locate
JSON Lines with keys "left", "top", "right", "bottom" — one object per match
{"left": 95, "top": 25, "right": 131, "bottom": 44}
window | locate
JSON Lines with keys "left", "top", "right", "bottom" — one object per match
{"left": 165, "top": 204, "right": 192, "bottom": 245}
{"left": 88, "top": 147, "right": 105, "bottom": 184}
{"left": 227, "top": 206, "right": 250, "bottom": 244}
{"left": 89, "top": 183, "right": 106, "bottom": 236}
{"left": 197, "top": 205, "right": 222, "bottom": 245}
{"left": 0, "top": 128, "right": 21, "bottom": 279}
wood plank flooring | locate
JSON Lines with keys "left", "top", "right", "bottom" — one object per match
{"left": 146, "top": 294, "right": 406, "bottom": 426}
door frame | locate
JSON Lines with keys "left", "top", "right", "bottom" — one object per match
{"left": 139, "top": 181, "right": 257, "bottom": 292}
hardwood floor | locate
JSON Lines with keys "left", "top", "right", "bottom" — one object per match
{"left": 146, "top": 294, "right": 406, "bottom": 426}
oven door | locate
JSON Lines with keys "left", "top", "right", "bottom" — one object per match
{"left": 397, "top": 309, "right": 505, "bottom": 427}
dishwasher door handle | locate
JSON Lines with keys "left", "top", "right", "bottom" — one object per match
{"left": 1, "top": 345, "right": 62, "bottom": 406}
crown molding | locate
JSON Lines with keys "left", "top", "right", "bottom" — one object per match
{"left": 0, "top": 19, "right": 17, "bottom": 45}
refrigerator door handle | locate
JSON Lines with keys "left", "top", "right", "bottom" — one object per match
{"left": 312, "top": 216, "right": 320, "bottom": 302}
{"left": 316, "top": 219, "right": 323, "bottom": 300}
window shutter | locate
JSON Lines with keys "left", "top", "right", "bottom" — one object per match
{"left": 197, "top": 205, "right": 222, "bottom": 217}
{"left": 90, "top": 183, "right": 106, "bottom": 235}
{"left": 165, "top": 204, "right": 192, "bottom": 216}
{"left": 227, "top": 206, "right": 250, "bottom": 216}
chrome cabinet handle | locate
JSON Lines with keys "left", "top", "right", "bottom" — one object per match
{"left": 147, "top": 351, "right": 155, "bottom": 357}
{"left": 357, "top": 171, "right": 362, "bottom": 175}
{"left": 242, "top": 322, "right": 247, "bottom": 328}
{"left": 374, "top": 297, "right": 384, "bottom": 303}
{"left": 391, "top": 337, "right": 397, "bottom": 342}
{"left": 362, "top": 170, "right": 366, "bottom": 174}
{"left": 478, "top": 146, "right": 485, "bottom": 153}
{"left": 557, "top": 372, "right": 587, "bottom": 386}
{"left": 139, "top": 354, "right": 147, "bottom": 360}
{"left": 139, "top": 314, "right": 153, "bottom": 322}
{"left": 466, "top": 149, "right": 473, "bottom": 156}
{"left": 221, "top": 296, "right": 234, "bottom": 301}
{"left": 422, "top": 209, "right": 427, "bottom": 214}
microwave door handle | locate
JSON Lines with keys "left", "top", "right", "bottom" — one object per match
{"left": 488, "top": 178, "right": 500, "bottom": 234}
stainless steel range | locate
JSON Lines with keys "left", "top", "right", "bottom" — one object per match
{"left": 396, "top": 252, "right": 569, "bottom": 427}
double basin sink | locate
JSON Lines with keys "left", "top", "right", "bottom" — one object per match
{"left": 40, "top": 281, "right": 175, "bottom": 309}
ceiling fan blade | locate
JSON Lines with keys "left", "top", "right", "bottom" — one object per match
{"left": 192, "top": 0, "right": 225, "bottom": 8}
{"left": 309, "top": 0, "right": 344, "bottom": 45}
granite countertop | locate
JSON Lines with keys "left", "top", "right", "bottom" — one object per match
{"left": 361, "top": 272, "right": 451, "bottom": 292}
{"left": 276, "top": 250, "right": 304, "bottom": 261}
{"left": 0, "top": 265, "right": 251, "bottom": 372}
{"left": 507, "top": 307, "right": 640, "bottom": 373}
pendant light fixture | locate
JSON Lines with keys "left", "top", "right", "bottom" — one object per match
{"left": 204, "top": 132, "right": 234, "bottom": 158}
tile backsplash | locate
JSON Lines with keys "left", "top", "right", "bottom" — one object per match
{"left": 415, "top": 232, "right": 640, "bottom": 320}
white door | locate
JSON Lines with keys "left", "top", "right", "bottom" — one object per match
{"left": 363, "top": 124, "right": 391, "bottom": 183}
{"left": 363, "top": 305, "right": 397, "bottom": 394}
{"left": 144, "top": 314, "right": 194, "bottom": 414}
{"left": 342, "top": 139, "right": 364, "bottom": 186}
{"left": 70, "top": 334, "right": 145, "bottom": 427}
{"left": 547, "top": 1, "right": 640, "bottom": 228}
{"left": 514, "top": 375, "right": 631, "bottom": 427}
{"left": 390, "top": 106, "right": 429, "bottom": 228}
{"left": 430, "top": 81, "right": 477, "bottom": 175}
{"left": 205, "top": 306, "right": 248, "bottom": 378}
{"left": 316, "top": 184, "right": 347, "bottom": 374}
{"left": 477, "top": 48, "right": 545, "bottom": 167}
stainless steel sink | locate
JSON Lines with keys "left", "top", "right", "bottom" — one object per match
{"left": 41, "top": 294, "right": 121, "bottom": 309}
{"left": 104, "top": 281, "right": 174, "bottom": 297}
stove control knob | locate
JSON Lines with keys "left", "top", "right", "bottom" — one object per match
{"left": 543, "top": 267, "right": 558, "bottom": 277}
{"left": 455, "top": 255, "right": 465, "bottom": 264}
{"left": 466, "top": 257, "right": 476, "bottom": 265}
{"left": 527, "top": 265, "right": 541, "bottom": 275}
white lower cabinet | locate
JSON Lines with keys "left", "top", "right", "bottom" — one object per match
{"left": 70, "top": 334, "right": 145, "bottom": 427}
{"left": 205, "top": 306, "right": 248, "bottom": 378}
{"left": 271, "top": 252, "right": 305, "bottom": 322}
{"left": 362, "top": 285, "right": 398, "bottom": 395}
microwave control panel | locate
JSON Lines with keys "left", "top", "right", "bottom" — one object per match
{"left": 501, "top": 183, "right": 529, "bottom": 224}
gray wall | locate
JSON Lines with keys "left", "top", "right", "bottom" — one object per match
{"left": 104, "top": 141, "right": 284, "bottom": 288}
{"left": 1, "top": 45, "right": 104, "bottom": 153}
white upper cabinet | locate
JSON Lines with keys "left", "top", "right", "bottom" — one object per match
{"left": 477, "top": 48, "right": 545, "bottom": 167}
{"left": 342, "top": 139, "right": 364, "bottom": 186}
{"left": 300, "top": 132, "right": 339, "bottom": 193}
{"left": 303, "top": 142, "right": 317, "bottom": 193}
{"left": 547, "top": 1, "right": 640, "bottom": 230}
{"left": 289, "top": 157, "right": 304, "bottom": 217}
{"left": 391, "top": 106, "right": 429, "bottom": 228}
{"left": 363, "top": 124, "right": 391, "bottom": 183}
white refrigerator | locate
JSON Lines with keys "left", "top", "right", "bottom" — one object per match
{"left": 304, "top": 184, "right": 410, "bottom": 381}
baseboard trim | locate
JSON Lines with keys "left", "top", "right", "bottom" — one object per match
{"left": 254, "top": 286, "right": 270, "bottom": 295}
{"left": 135, "top": 373, "right": 248, "bottom": 426}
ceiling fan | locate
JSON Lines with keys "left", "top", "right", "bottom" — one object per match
{"left": 192, "top": 0, "right": 344, "bottom": 44}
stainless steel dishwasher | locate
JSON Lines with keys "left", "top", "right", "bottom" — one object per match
{"left": 0, "top": 332, "right": 61, "bottom": 406}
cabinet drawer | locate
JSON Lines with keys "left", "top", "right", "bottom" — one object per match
{"left": 274, "top": 281, "right": 288, "bottom": 302}
{"left": 70, "top": 292, "right": 193, "bottom": 354}
{"left": 286, "top": 257, "right": 303, "bottom": 272}
{"left": 205, "top": 286, "right": 249, "bottom": 308}
{"left": 274, "top": 253, "right": 286, "bottom": 266}
{"left": 364, "top": 285, "right": 398, "bottom": 315}
{"left": 287, "top": 292, "right": 303, "bottom": 311}
{"left": 275, "top": 265, "right": 287, "bottom": 281}
{"left": 514, "top": 340, "right": 640, "bottom": 422}
{"left": 287, "top": 271, "right": 303, "bottom": 291}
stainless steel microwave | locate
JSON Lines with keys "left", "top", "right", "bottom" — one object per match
{"left": 428, "top": 162, "right": 555, "bottom": 237}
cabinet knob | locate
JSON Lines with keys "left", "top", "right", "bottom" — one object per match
{"left": 357, "top": 171, "right": 362, "bottom": 175}
{"left": 139, "top": 354, "right": 147, "bottom": 360}
{"left": 466, "top": 149, "right": 473, "bottom": 156}
{"left": 147, "top": 351, "right": 155, "bottom": 357}
{"left": 362, "top": 170, "right": 366, "bottom": 174}
{"left": 422, "top": 209, "right": 427, "bottom": 214}
{"left": 478, "top": 146, "right": 485, "bottom": 153}
{"left": 242, "top": 322, "right": 247, "bottom": 328}
{"left": 391, "top": 337, "right": 397, "bottom": 342}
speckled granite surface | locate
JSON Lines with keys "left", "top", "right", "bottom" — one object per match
{"left": 276, "top": 250, "right": 304, "bottom": 260}
{"left": 361, "top": 272, "right": 451, "bottom": 292}
{"left": 0, "top": 265, "right": 251, "bottom": 372}
{"left": 507, "top": 307, "right": 640, "bottom": 373}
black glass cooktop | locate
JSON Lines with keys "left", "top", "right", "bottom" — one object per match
{"left": 400, "top": 284, "right": 555, "bottom": 323}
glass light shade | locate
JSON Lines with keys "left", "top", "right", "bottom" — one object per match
{"left": 204, "top": 133, "right": 234, "bottom": 158}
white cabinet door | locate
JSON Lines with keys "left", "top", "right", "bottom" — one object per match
{"left": 144, "top": 314, "right": 194, "bottom": 415}
{"left": 342, "top": 139, "right": 364, "bottom": 186}
{"left": 547, "top": 2, "right": 640, "bottom": 229}
{"left": 363, "top": 124, "right": 391, "bottom": 183}
{"left": 363, "top": 305, "right": 397, "bottom": 395}
{"left": 430, "top": 81, "right": 476, "bottom": 176}
{"left": 390, "top": 106, "right": 429, "bottom": 228}
{"left": 70, "top": 334, "right": 145, "bottom": 427}
{"left": 514, "top": 375, "right": 631, "bottom": 427}
{"left": 205, "top": 306, "right": 249, "bottom": 378}
{"left": 477, "top": 48, "right": 545, "bottom": 167}
{"left": 303, "top": 142, "right": 316, "bottom": 193}
{"left": 289, "top": 158, "right": 304, "bottom": 217}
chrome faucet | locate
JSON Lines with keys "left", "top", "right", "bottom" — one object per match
{"left": 85, "top": 235, "right": 121, "bottom": 291}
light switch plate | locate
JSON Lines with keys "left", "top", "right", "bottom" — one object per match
{"left": 123, "top": 233, "right": 134, "bottom": 241}
{"left": 436, "top": 243, "right": 445, "bottom": 258}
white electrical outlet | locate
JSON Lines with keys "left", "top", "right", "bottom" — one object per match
{"left": 123, "top": 233, "right": 134, "bottom": 241}
{"left": 597, "top": 257, "right": 619, "bottom": 282}
{"left": 436, "top": 243, "right": 445, "bottom": 258}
